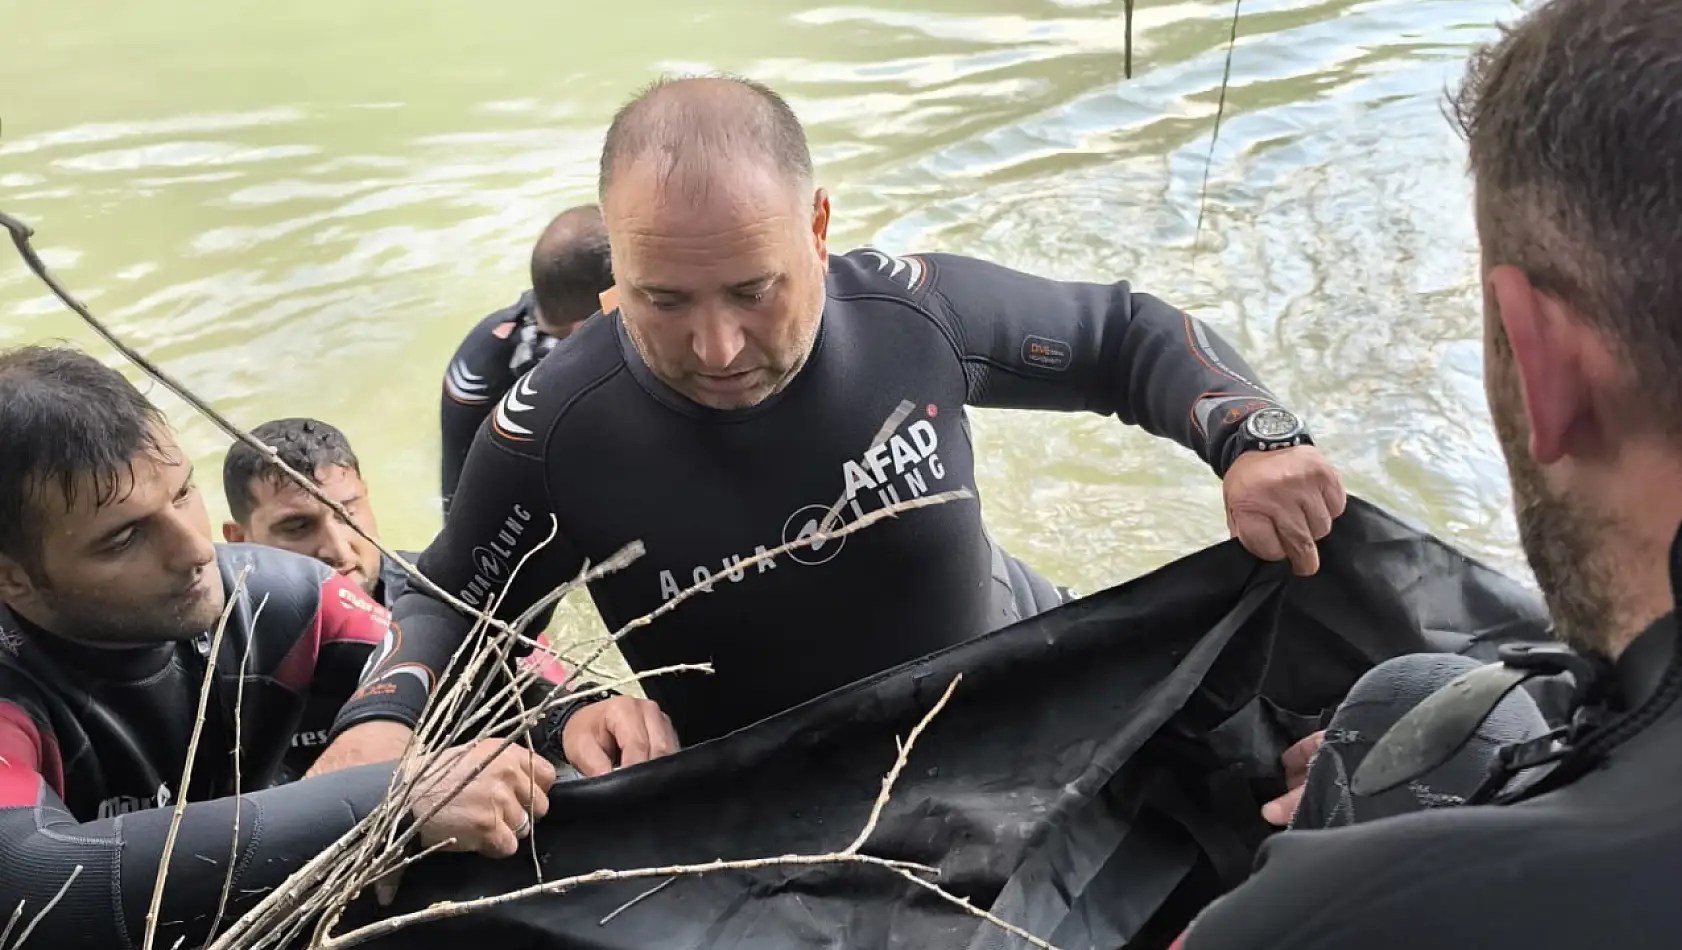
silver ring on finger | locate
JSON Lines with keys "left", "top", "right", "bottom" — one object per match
{"left": 514, "top": 814, "right": 531, "bottom": 838}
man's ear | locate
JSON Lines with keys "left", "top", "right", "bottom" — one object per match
{"left": 222, "top": 521, "right": 247, "bottom": 544}
{"left": 811, "top": 187, "right": 830, "bottom": 264}
{"left": 0, "top": 554, "right": 37, "bottom": 605}
{"left": 1487, "top": 265, "right": 1589, "bottom": 465}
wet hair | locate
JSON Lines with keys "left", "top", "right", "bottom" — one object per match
{"left": 223, "top": 418, "right": 361, "bottom": 525}
{"left": 530, "top": 205, "right": 614, "bottom": 326}
{"left": 1449, "top": 0, "right": 1682, "bottom": 436}
{"left": 0, "top": 345, "right": 172, "bottom": 580}
{"left": 597, "top": 73, "right": 814, "bottom": 202}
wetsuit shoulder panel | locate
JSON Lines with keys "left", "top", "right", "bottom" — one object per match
{"left": 828, "top": 247, "right": 1288, "bottom": 475}
{"left": 440, "top": 294, "right": 531, "bottom": 511}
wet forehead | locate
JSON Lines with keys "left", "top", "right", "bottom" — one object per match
{"left": 607, "top": 158, "right": 804, "bottom": 286}
{"left": 248, "top": 465, "right": 365, "bottom": 521}
{"left": 35, "top": 438, "right": 189, "bottom": 551}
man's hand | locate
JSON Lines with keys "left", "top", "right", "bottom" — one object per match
{"left": 1262, "top": 730, "right": 1325, "bottom": 826}
{"left": 1223, "top": 445, "right": 1346, "bottom": 576}
{"left": 561, "top": 696, "right": 680, "bottom": 777}
{"left": 410, "top": 738, "right": 558, "bottom": 858}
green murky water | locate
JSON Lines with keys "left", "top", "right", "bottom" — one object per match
{"left": 0, "top": 0, "right": 1532, "bottom": 655}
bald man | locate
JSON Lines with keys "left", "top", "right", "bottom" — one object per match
{"left": 318, "top": 75, "right": 1345, "bottom": 781}
{"left": 439, "top": 205, "right": 614, "bottom": 512}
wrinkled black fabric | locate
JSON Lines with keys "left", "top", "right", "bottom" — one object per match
{"left": 347, "top": 497, "right": 1557, "bottom": 950}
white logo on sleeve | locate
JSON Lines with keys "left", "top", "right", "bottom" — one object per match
{"left": 445, "top": 359, "right": 491, "bottom": 404}
{"left": 859, "top": 248, "right": 924, "bottom": 292}
{"left": 492, "top": 372, "right": 539, "bottom": 441}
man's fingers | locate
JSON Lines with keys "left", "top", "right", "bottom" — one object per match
{"left": 1275, "top": 511, "right": 1320, "bottom": 576}
{"left": 612, "top": 708, "right": 654, "bottom": 768}
{"left": 1262, "top": 785, "right": 1304, "bottom": 827}
{"left": 374, "top": 866, "right": 406, "bottom": 907}
{"left": 1320, "top": 467, "right": 1348, "bottom": 519}
{"left": 645, "top": 706, "right": 681, "bottom": 759}
{"left": 1304, "top": 495, "right": 1334, "bottom": 541}
{"left": 1232, "top": 512, "right": 1288, "bottom": 562}
{"left": 1281, "top": 730, "right": 1325, "bottom": 782}
{"left": 570, "top": 741, "right": 615, "bottom": 778}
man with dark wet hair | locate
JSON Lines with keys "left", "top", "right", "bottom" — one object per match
{"left": 0, "top": 345, "right": 556, "bottom": 950}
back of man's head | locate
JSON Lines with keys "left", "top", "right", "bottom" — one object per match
{"left": 0, "top": 345, "right": 170, "bottom": 580}
{"left": 1453, "top": 0, "right": 1682, "bottom": 438}
{"left": 597, "top": 73, "right": 815, "bottom": 206}
{"left": 529, "top": 204, "right": 614, "bottom": 334}
{"left": 223, "top": 417, "right": 361, "bottom": 526}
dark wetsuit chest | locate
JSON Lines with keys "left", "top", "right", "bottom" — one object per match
{"left": 547, "top": 307, "right": 991, "bottom": 740}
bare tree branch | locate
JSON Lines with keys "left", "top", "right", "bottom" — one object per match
{"left": 7, "top": 865, "right": 84, "bottom": 950}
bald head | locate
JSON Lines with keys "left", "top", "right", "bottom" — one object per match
{"left": 598, "top": 74, "right": 814, "bottom": 205}
{"left": 529, "top": 204, "right": 613, "bottom": 335}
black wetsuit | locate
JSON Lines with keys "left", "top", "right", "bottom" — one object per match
{"left": 439, "top": 291, "right": 557, "bottom": 512}
{"left": 337, "top": 247, "right": 1295, "bottom": 746}
{"left": 1175, "top": 585, "right": 1682, "bottom": 946}
{"left": 0, "top": 544, "right": 398, "bottom": 950}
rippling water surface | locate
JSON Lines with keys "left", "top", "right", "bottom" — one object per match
{"left": 0, "top": 0, "right": 1533, "bottom": 649}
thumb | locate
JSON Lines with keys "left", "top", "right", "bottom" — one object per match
{"left": 1262, "top": 786, "right": 1303, "bottom": 827}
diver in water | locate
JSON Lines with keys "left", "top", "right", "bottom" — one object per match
{"left": 439, "top": 205, "right": 616, "bottom": 512}
{"left": 1176, "top": 1, "right": 1682, "bottom": 946}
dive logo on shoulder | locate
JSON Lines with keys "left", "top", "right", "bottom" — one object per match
{"left": 492, "top": 372, "right": 540, "bottom": 443}
{"left": 445, "top": 359, "right": 492, "bottom": 405}
{"left": 460, "top": 504, "right": 535, "bottom": 608}
{"left": 857, "top": 247, "right": 926, "bottom": 293}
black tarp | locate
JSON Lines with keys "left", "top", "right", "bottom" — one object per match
{"left": 352, "top": 496, "right": 1557, "bottom": 950}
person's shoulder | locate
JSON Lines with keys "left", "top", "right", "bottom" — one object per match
{"left": 827, "top": 246, "right": 940, "bottom": 302}
{"left": 480, "top": 311, "right": 628, "bottom": 456}
{"left": 444, "top": 293, "right": 531, "bottom": 404}
{"left": 1179, "top": 802, "right": 1613, "bottom": 950}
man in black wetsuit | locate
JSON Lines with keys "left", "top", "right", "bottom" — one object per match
{"left": 317, "top": 75, "right": 1347, "bottom": 779}
{"left": 440, "top": 204, "right": 615, "bottom": 512}
{"left": 1174, "top": 1, "right": 1682, "bottom": 946}
{"left": 223, "top": 417, "right": 409, "bottom": 606}
{"left": 0, "top": 346, "right": 560, "bottom": 949}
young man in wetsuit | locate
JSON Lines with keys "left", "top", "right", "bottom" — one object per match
{"left": 1173, "top": 1, "right": 1682, "bottom": 946}
{"left": 223, "top": 417, "right": 409, "bottom": 607}
{"left": 440, "top": 204, "right": 615, "bottom": 512}
{"left": 0, "top": 346, "right": 559, "bottom": 949}
{"left": 313, "top": 75, "right": 1348, "bottom": 781}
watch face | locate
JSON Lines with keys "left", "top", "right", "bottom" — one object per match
{"left": 1246, "top": 407, "right": 1300, "bottom": 440}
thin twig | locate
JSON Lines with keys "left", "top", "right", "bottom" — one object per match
{"left": 142, "top": 564, "right": 250, "bottom": 950}
{"left": 597, "top": 876, "right": 676, "bottom": 926}
{"left": 206, "top": 594, "right": 264, "bottom": 944}
{"left": 0, "top": 902, "right": 23, "bottom": 950}
{"left": 1193, "top": 0, "right": 1244, "bottom": 245}
{"left": 0, "top": 211, "right": 504, "bottom": 633}
{"left": 1123, "top": 0, "right": 1135, "bottom": 78}
{"left": 7, "top": 866, "right": 83, "bottom": 950}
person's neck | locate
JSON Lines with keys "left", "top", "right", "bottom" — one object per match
{"left": 4, "top": 602, "right": 157, "bottom": 651}
{"left": 1588, "top": 444, "right": 1682, "bottom": 660}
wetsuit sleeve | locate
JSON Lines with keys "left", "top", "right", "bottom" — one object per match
{"left": 332, "top": 382, "right": 585, "bottom": 736}
{"left": 875, "top": 249, "right": 1288, "bottom": 477}
{"left": 0, "top": 691, "right": 397, "bottom": 949}
{"left": 440, "top": 312, "right": 520, "bottom": 513}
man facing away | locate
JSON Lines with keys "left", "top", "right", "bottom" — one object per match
{"left": 312, "top": 74, "right": 1348, "bottom": 781}
{"left": 1176, "top": 1, "right": 1682, "bottom": 946}
{"left": 0, "top": 346, "right": 556, "bottom": 949}
{"left": 440, "top": 205, "right": 615, "bottom": 512}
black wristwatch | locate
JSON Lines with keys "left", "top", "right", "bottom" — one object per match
{"left": 1234, "top": 406, "right": 1313, "bottom": 455}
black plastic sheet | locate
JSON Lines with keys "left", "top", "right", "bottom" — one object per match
{"left": 355, "top": 496, "right": 1554, "bottom": 950}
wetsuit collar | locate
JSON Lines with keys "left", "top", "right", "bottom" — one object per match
{"left": 0, "top": 603, "right": 178, "bottom": 682}
{"left": 1614, "top": 612, "right": 1677, "bottom": 712}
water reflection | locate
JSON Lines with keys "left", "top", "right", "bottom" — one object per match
{"left": 0, "top": 0, "right": 1535, "bottom": 649}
